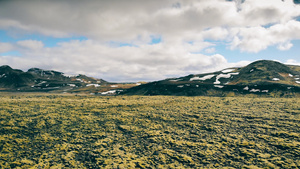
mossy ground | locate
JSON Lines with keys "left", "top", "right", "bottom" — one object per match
{"left": 0, "top": 94, "right": 299, "bottom": 168}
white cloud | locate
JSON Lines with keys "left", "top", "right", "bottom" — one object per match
{"left": 1, "top": 0, "right": 299, "bottom": 43}
{"left": 0, "top": 42, "right": 13, "bottom": 53}
{"left": 17, "top": 40, "right": 44, "bottom": 49}
{"left": 202, "top": 27, "right": 229, "bottom": 40}
{"left": 0, "top": 0, "right": 299, "bottom": 81}
{"left": 0, "top": 40, "right": 249, "bottom": 82}
{"left": 205, "top": 48, "right": 216, "bottom": 53}
{"left": 238, "top": 0, "right": 300, "bottom": 25}
{"left": 229, "top": 20, "right": 300, "bottom": 52}
{"left": 277, "top": 41, "right": 293, "bottom": 50}
{"left": 285, "top": 59, "right": 300, "bottom": 65}
{"left": 230, "top": 26, "right": 271, "bottom": 52}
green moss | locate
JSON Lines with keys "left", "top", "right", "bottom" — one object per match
{"left": 0, "top": 94, "right": 299, "bottom": 168}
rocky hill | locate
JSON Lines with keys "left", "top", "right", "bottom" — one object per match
{"left": 122, "top": 60, "right": 300, "bottom": 96}
{"left": 0, "top": 65, "right": 118, "bottom": 94}
{"left": 0, "top": 65, "right": 35, "bottom": 88}
{"left": 1, "top": 60, "right": 299, "bottom": 96}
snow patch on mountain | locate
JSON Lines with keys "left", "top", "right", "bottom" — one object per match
{"left": 76, "top": 78, "right": 84, "bottom": 82}
{"left": 169, "top": 79, "right": 182, "bottom": 82}
{"left": 86, "top": 84, "right": 100, "bottom": 87}
{"left": 63, "top": 74, "right": 76, "bottom": 78}
{"left": 101, "top": 90, "right": 123, "bottom": 95}
{"left": 230, "top": 72, "right": 239, "bottom": 75}
{"left": 190, "top": 75, "right": 214, "bottom": 81}
{"left": 214, "top": 85, "right": 224, "bottom": 88}
{"left": 250, "top": 89, "right": 260, "bottom": 92}
{"left": 222, "top": 69, "right": 235, "bottom": 73}
{"left": 214, "top": 73, "right": 239, "bottom": 84}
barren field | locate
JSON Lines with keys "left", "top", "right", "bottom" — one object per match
{"left": 0, "top": 94, "right": 299, "bottom": 168}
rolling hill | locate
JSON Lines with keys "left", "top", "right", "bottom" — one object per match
{"left": 0, "top": 60, "right": 299, "bottom": 96}
{"left": 0, "top": 65, "right": 135, "bottom": 94}
{"left": 122, "top": 60, "right": 300, "bottom": 96}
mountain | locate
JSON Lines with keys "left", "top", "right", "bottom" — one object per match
{"left": 1, "top": 60, "right": 300, "bottom": 96}
{"left": 0, "top": 65, "right": 35, "bottom": 88}
{"left": 229, "top": 60, "right": 297, "bottom": 85}
{"left": 0, "top": 66, "right": 114, "bottom": 93}
{"left": 0, "top": 66, "right": 144, "bottom": 94}
{"left": 122, "top": 60, "right": 300, "bottom": 96}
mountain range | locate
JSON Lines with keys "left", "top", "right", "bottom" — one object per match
{"left": 0, "top": 65, "right": 136, "bottom": 95}
{"left": 0, "top": 60, "right": 299, "bottom": 96}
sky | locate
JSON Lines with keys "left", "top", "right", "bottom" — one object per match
{"left": 0, "top": 0, "right": 300, "bottom": 82}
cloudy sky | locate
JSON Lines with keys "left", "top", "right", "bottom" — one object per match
{"left": 0, "top": 0, "right": 300, "bottom": 82}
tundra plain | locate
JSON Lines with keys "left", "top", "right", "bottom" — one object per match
{"left": 0, "top": 94, "right": 299, "bottom": 168}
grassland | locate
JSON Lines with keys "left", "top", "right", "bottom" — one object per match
{"left": 0, "top": 94, "right": 299, "bottom": 168}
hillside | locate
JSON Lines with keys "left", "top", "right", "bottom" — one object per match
{"left": 229, "top": 60, "right": 298, "bottom": 85}
{"left": 122, "top": 60, "right": 300, "bottom": 96}
{"left": 0, "top": 65, "right": 135, "bottom": 94}
{"left": 0, "top": 65, "right": 35, "bottom": 88}
{"left": 1, "top": 60, "right": 300, "bottom": 96}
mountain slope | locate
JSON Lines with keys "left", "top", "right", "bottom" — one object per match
{"left": 0, "top": 65, "right": 35, "bottom": 88}
{"left": 0, "top": 66, "right": 141, "bottom": 94}
{"left": 0, "top": 66, "right": 108, "bottom": 92}
{"left": 122, "top": 60, "right": 300, "bottom": 96}
{"left": 229, "top": 60, "right": 298, "bottom": 85}
{"left": 1, "top": 60, "right": 299, "bottom": 96}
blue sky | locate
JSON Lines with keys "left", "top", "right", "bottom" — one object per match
{"left": 0, "top": 30, "right": 88, "bottom": 48}
{"left": 211, "top": 39, "right": 300, "bottom": 63}
{"left": 0, "top": 0, "right": 300, "bottom": 82}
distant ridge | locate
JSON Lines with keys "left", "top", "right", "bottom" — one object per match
{"left": 0, "top": 66, "right": 109, "bottom": 93}
{"left": 0, "top": 60, "right": 299, "bottom": 96}
{"left": 0, "top": 66, "right": 143, "bottom": 95}
{"left": 0, "top": 65, "right": 34, "bottom": 88}
{"left": 122, "top": 60, "right": 300, "bottom": 97}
